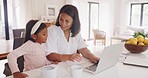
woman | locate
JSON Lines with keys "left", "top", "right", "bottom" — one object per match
{"left": 45, "top": 4, "right": 99, "bottom": 63}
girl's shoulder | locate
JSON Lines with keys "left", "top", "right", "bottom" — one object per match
{"left": 22, "top": 40, "right": 36, "bottom": 47}
{"left": 24, "top": 40, "right": 34, "bottom": 44}
{"left": 12, "top": 40, "right": 36, "bottom": 52}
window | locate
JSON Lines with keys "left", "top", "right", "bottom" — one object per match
{"left": 0, "top": 0, "right": 4, "bottom": 39}
{"left": 0, "top": 0, "right": 21, "bottom": 39}
{"left": 0, "top": 5, "right": 2, "bottom": 21}
{"left": 143, "top": 4, "right": 148, "bottom": 26}
{"left": 88, "top": 2, "right": 99, "bottom": 40}
{"left": 130, "top": 3, "right": 148, "bottom": 26}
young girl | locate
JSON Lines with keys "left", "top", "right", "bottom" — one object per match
{"left": 7, "top": 20, "right": 49, "bottom": 78}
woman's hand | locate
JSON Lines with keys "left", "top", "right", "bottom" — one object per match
{"left": 89, "top": 54, "right": 100, "bottom": 63}
{"left": 51, "top": 61, "right": 60, "bottom": 64}
{"left": 78, "top": 48, "right": 99, "bottom": 63}
{"left": 69, "top": 53, "right": 82, "bottom": 62}
{"left": 13, "top": 72, "right": 28, "bottom": 78}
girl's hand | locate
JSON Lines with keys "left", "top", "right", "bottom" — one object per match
{"left": 70, "top": 53, "right": 81, "bottom": 62}
{"left": 13, "top": 72, "right": 28, "bottom": 78}
{"left": 89, "top": 54, "right": 100, "bottom": 63}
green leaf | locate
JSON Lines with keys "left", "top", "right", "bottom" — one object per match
{"left": 133, "top": 32, "right": 145, "bottom": 38}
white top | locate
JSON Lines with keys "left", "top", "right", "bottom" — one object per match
{"left": 7, "top": 40, "right": 49, "bottom": 73}
{"left": 44, "top": 26, "right": 88, "bottom": 55}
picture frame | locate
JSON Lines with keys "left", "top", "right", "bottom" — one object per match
{"left": 46, "top": 5, "right": 57, "bottom": 19}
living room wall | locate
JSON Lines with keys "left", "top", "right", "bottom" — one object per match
{"left": 18, "top": 0, "right": 65, "bottom": 28}
{"left": 19, "top": 0, "right": 139, "bottom": 45}
{"left": 119, "top": 0, "right": 148, "bottom": 35}
{"left": 63, "top": 0, "right": 117, "bottom": 45}
{"left": 27, "top": 0, "right": 120, "bottom": 45}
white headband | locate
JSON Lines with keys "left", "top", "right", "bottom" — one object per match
{"left": 31, "top": 20, "right": 43, "bottom": 35}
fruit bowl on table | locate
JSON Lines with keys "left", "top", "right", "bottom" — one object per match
{"left": 124, "top": 44, "right": 148, "bottom": 53}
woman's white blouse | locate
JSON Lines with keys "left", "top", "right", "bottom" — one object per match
{"left": 44, "top": 26, "right": 88, "bottom": 55}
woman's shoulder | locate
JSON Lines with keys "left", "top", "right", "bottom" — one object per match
{"left": 48, "top": 25, "right": 61, "bottom": 30}
{"left": 47, "top": 26, "right": 62, "bottom": 34}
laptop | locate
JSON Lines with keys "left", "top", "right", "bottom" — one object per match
{"left": 123, "top": 55, "right": 148, "bottom": 68}
{"left": 83, "top": 43, "right": 123, "bottom": 74}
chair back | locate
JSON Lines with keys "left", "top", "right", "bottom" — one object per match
{"left": 92, "top": 29, "right": 106, "bottom": 45}
{"left": 13, "top": 29, "right": 25, "bottom": 38}
{"left": 92, "top": 29, "right": 106, "bottom": 39}
{"left": 13, "top": 37, "right": 25, "bottom": 50}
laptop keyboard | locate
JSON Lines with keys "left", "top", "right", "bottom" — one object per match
{"left": 84, "top": 62, "right": 98, "bottom": 72}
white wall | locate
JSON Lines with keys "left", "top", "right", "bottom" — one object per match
{"left": 22, "top": 0, "right": 148, "bottom": 45}
{"left": 18, "top": 0, "right": 65, "bottom": 28}
{"left": 31, "top": 0, "right": 65, "bottom": 19}
{"left": 119, "top": 0, "right": 130, "bottom": 33}
{"left": 64, "top": 0, "right": 122, "bottom": 45}
{"left": 99, "top": 0, "right": 115, "bottom": 45}
{"left": 18, "top": 0, "right": 127, "bottom": 45}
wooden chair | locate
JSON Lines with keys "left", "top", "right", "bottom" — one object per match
{"left": 92, "top": 29, "right": 106, "bottom": 46}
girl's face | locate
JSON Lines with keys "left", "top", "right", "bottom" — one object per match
{"left": 59, "top": 13, "right": 73, "bottom": 31}
{"left": 34, "top": 28, "right": 48, "bottom": 43}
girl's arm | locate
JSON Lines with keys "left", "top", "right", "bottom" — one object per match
{"left": 78, "top": 48, "right": 99, "bottom": 63}
{"left": 7, "top": 41, "right": 32, "bottom": 74}
{"left": 7, "top": 52, "right": 22, "bottom": 74}
{"left": 46, "top": 52, "right": 81, "bottom": 62}
{"left": 7, "top": 52, "right": 28, "bottom": 78}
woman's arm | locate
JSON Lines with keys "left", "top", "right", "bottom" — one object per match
{"left": 78, "top": 48, "right": 99, "bottom": 63}
{"left": 46, "top": 52, "right": 81, "bottom": 62}
{"left": 13, "top": 72, "right": 28, "bottom": 78}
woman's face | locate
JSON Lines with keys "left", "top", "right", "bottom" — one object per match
{"left": 59, "top": 13, "right": 73, "bottom": 31}
{"left": 34, "top": 28, "right": 48, "bottom": 43}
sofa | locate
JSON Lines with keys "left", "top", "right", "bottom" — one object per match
{"left": 110, "top": 26, "right": 148, "bottom": 45}
{"left": 120, "top": 26, "right": 148, "bottom": 36}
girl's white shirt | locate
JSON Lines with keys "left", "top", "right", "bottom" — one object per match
{"left": 44, "top": 26, "right": 88, "bottom": 55}
{"left": 7, "top": 40, "right": 50, "bottom": 73}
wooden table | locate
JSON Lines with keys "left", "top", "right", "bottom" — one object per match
{"left": 110, "top": 35, "right": 133, "bottom": 45}
{"left": 0, "top": 39, "right": 13, "bottom": 60}
{"left": 0, "top": 52, "right": 9, "bottom": 60}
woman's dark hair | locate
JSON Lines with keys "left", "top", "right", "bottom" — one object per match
{"left": 24, "top": 20, "right": 46, "bottom": 42}
{"left": 55, "top": 4, "right": 80, "bottom": 37}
